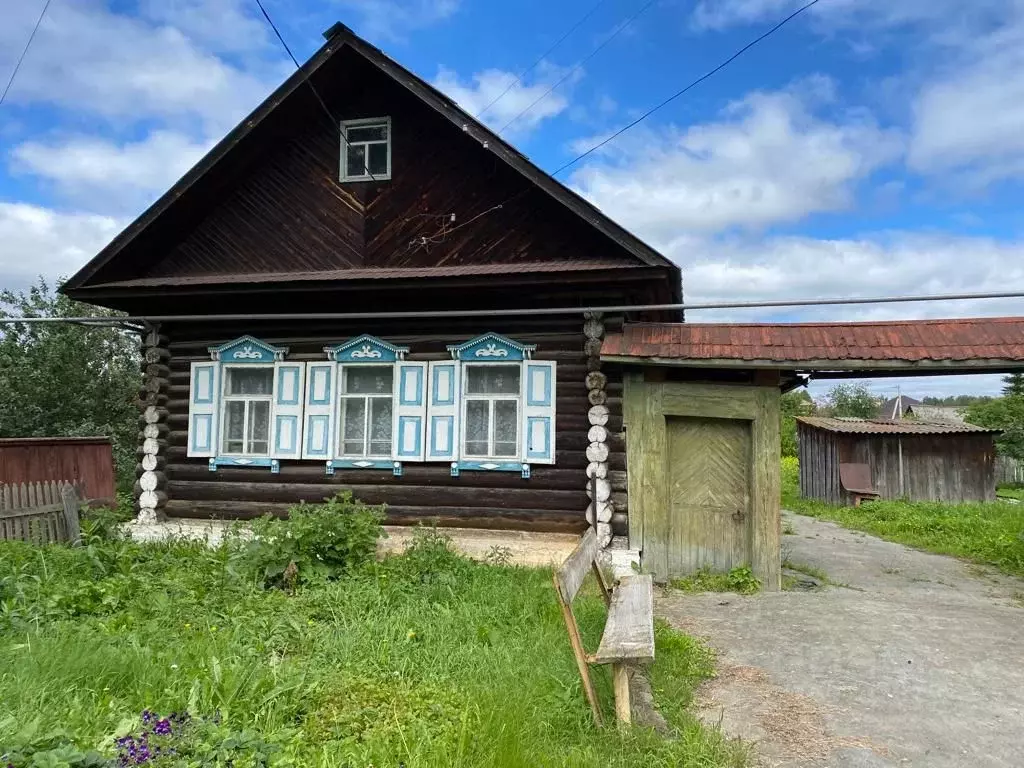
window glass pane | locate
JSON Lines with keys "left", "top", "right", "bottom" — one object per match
{"left": 466, "top": 365, "right": 520, "bottom": 395}
{"left": 494, "top": 401, "right": 518, "bottom": 457}
{"left": 346, "top": 144, "right": 367, "bottom": 177}
{"left": 341, "top": 398, "right": 366, "bottom": 455}
{"left": 224, "top": 401, "right": 245, "bottom": 453}
{"left": 465, "top": 400, "right": 489, "bottom": 456}
{"left": 344, "top": 367, "right": 393, "bottom": 394}
{"left": 368, "top": 142, "right": 388, "bottom": 175}
{"left": 226, "top": 368, "right": 273, "bottom": 396}
{"left": 370, "top": 397, "right": 393, "bottom": 455}
{"left": 347, "top": 125, "right": 387, "bottom": 142}
{"left": 249, "top": 401, "right": 270, "bottom": 455}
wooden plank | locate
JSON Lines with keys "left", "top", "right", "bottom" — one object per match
{"left": 555, "top": 528, "right": 600, "bottom": 603}
{"left": 552, "top": 573, "right": 603, "bottom": 727}
{"left": 623, "top": 372, "right": 645, "bottom": 549}
{"left": 612, "top": 664, "right": 632, "bottom": 725}
{"left": 637, "top": 383, "right": 667, "bottom": 579}
{"left": 591, "top": 575, "right": 655, "bottom": 664}
{"left": 751, "top": 387, "right": 781, "bottom": 591}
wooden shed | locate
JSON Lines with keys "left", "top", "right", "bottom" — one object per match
{"left": 796, "top": 417, "right": 1001, "bottom": 504}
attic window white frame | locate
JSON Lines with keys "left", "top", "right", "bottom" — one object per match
{"left": 340, "top": 117, "right": 392, "bottom": 182}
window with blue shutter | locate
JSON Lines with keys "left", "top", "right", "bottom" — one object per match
{"left": 426, "top": 361, "right": 460, "bottom": 463}
{"left": 189, "top": 336, "right": 300, "bottom": 472}
{"left": 445, "top": 333, "right": 557, "bottom": 476}
{"left": 323, "top": 335, "right": 425, "bottom": 474}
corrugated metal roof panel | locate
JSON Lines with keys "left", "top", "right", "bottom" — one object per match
{"left": 796, "top": 417, "right": 999, "bottom": 435}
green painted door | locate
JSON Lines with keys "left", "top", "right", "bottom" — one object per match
{"left": 654, "top": 416, "right": 753, "bottom": 575}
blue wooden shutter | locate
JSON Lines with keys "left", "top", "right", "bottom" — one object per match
{"left": 522, "top": 361, "right": 556, "bottom": 464}
{"left": 426, "top": 361, "right": 461, "bottom": 462}
{"left": 272, "top": 362, "right": 305, "bottom": 460}
{"left": 393, "top": 361, "right": 427, "bottom": 461}
{"left": 187, "top": 361, "right": 220, "bottom": 457}
{"left": 302, "top": 362, "right": 337, "bottom": 459}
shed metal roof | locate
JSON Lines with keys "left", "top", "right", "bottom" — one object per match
{"left": 796, "top": 417, "right": 999, "bottom": 435}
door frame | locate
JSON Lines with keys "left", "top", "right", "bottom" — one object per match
{"left": 623, "top": 374, "right": 781, "bottom": 590}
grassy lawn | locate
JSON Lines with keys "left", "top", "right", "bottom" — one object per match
{"left": 0, "top": 512, "right": 745, "bottom": 767}
{"left": 996, "top": 486, "right": 1024, "bottom": 501}
{"left": 781, "top": 457, "right": 1024, "bottom": 578}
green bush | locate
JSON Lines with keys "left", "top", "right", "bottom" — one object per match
{"left": 671, "top": 565, "right": 761, "bottom": 595}
{"left": 241, "top": 492, "right": 385, "bottom": 587}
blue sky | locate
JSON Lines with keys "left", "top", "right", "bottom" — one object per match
{"left": 2, "top": 0, "right": 1023, "bottom": 399}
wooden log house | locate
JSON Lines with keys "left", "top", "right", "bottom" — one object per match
{"left": 61, "top": 22, "right": 681, "bottom": 544}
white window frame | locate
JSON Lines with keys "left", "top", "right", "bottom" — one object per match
{"left": 337, "top": 365, "right": 395, "bottom": 460}
{"left": 340, "top": 117, "right": 392, "bottom": 182}
{"left": 219, "top": 364, "right": 275, "bottom": 458}
{"left": 461, "top": 362, "right": 522, "bottom": 461}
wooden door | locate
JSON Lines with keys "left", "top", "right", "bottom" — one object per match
{"left": 661, "top": 416, "right": 752, "bottom": 574}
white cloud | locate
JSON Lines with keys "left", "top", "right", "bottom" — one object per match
{"left": 676, "top": 232, "right": 1024, "bottom": 320}
{"left": 907, "top": 11, "right": 1024, "bottom": 186}
{"left": 11, "top": 132, "right": 212, "bottom": 212}
{"left": 137, "top": 0, "right": 271, "bottom": 54}
{"left": 432, "top": 66, "right": 572, "bottom": 135}
{"left": 0, "top": 203, "right": 123, "bottom": 291}
{"left": 0, "top": 1, "right": 283, "bottom": 134}
{"left": 570, "top": 80, "right": 900, "bottom": 238}
{"left": 334, "top": 0, "right": 460, "bottom": 41}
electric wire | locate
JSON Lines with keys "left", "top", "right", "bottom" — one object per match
{"left": 4, "top": 289, "right": 1024, "bottom": 326}
{"left": 1, "top": 0, "right": 53, "bottom": 107}
{"left": 551, "top": 0, "right": 823, "bottom": 176}
{"left": 497, "top": 0, "right": 659, "bottom": 134}
{"left": 252, "top": 0, "right": 376, "bottom": 181}
{"left": 474, "top": 0, "right": 609, "bottom": 120}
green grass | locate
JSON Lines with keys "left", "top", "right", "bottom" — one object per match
{"left": 0, "top": 531, "right": 746, "bottom": 767}
{"left": 782, "top": 457, "right": 1024, "bottom": 578}
{"left": 996, "top": 486, "right": 1024, "bottom": 501}
{"left": 670, "top": 565, "right": 761, "bottom": 595}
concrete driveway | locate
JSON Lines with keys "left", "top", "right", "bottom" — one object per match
{"left": 658, "top": 511, "right": 1024, "bottom": 768}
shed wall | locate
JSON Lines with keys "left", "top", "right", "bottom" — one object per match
{"left": 797, "top": 425, "right": 997, "bottom": 504}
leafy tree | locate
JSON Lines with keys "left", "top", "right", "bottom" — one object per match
{"left": 1002, "top": 373, "right": 1024, "bottom": 397}
{"left": 0, "top": 279, "right": 140, "bottom": 491}
{"left": 922, "top": 394, "right": 995, "bottom": 406}
{"left": 967, "top": 396, "right": 1024, "bottom": 460}
{"left": 823, "top": 383, "right": 880, "bottom": 419}
{"left": 780, "top": 389, "right": 815, "bottom": 457}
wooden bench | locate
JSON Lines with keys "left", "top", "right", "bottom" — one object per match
{"left": 553, "top": 527, "right": 655, "bottom": 726}
{"left": 839, "top": 463, "right": 880, "bottom": 506}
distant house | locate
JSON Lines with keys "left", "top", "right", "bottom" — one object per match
{"left": 877, "top": 394, "right": 920, "bottom": 420}
{"left": 904, "top": 404, "right": 967, "bottom": 425}
{"left": 796, "top": 417, "right": 1000, "bottom": 504}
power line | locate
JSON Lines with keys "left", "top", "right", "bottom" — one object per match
{"left": 551, "top": 0, "right": 823, "bottom": 176}
{"left": 474, "top": 0, "right": 609, "bottom": 121}
{"left": 252, "top": 0, "right": 376, "bottom": 181}
{"left": 498, "top": 0, "right": 659, "bottom": 134}
{"left": 1, "top": 0, "right": 53, "bottom": 107}
{"left": 4, "top": 289, "right": 1024, "bottom": 325}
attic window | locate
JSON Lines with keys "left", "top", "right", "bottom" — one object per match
{"left": 341, "top": 117, "right": 391, "bottom": 181}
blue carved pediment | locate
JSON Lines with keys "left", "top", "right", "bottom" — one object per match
{"left": 325, "top": 334, "right": 409, "bottom": 363}
{"left": 448, "top": 333, "right": 536, "bottom": 361}
{"left": 208, "top": 335, "right": 287, "bottom": 363}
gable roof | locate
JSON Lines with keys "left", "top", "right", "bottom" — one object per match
{"left": 797, "top": 417, "right": 998, "bottom": 436}
{"left": 62, "top": 22, "right": 678, "bottom": 295}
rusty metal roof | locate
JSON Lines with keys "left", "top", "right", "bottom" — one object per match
{"left": 796, "top": 417, "right": 999, "bottom": 435}
{"left": 601, "top": 318, "right": 1024, "bottom": 367}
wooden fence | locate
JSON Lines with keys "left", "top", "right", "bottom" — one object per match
{"left": 995, "top": 456, "right": 1024, "bottom": 486}
{"left": 0, "top": 481, "right": 82, "bottom": 545}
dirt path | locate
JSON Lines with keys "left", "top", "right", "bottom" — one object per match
{"left": 657, "top": 511, "right": 1024, "bottom": 768}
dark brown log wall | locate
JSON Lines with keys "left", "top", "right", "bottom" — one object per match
{"left": 163, "top": 313, "right": 626, "bottom": 533}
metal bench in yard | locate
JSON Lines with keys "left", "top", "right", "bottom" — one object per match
{"left": 553, "top": 527, "right": 655, "bottom": 726}
{"left": 839, "top": 462, "right": 880, "bottom": 506}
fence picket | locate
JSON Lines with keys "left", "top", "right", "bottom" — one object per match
{"left": 0, "top": 481, "right": 83, "bottom": 544}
